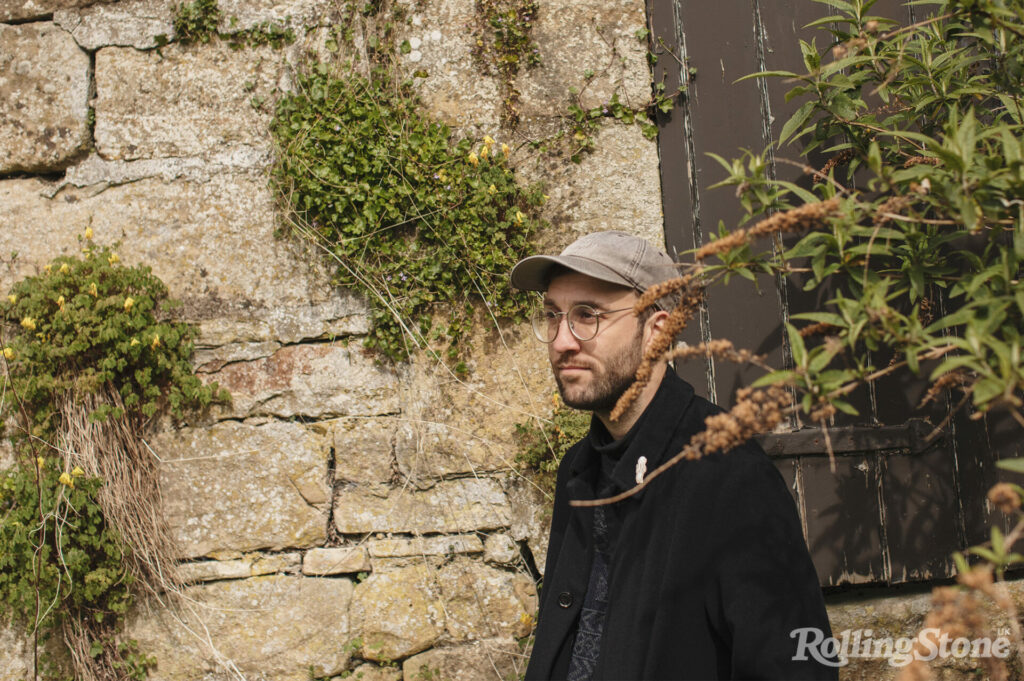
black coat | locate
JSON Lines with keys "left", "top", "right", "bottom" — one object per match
{"left": 525, "top": 371, "right": 838, "bottom": 680}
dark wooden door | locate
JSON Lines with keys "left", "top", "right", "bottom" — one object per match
{"left": 646, "top": 0, "right": 1004, "bottom": 587}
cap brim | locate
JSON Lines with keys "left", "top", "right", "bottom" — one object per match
{"left": 510, "top": 254, "right": 636, "bottom": 292}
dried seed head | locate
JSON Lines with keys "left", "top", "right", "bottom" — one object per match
{"left": 987, "top": 482, "right": 1021, "bottom": 514}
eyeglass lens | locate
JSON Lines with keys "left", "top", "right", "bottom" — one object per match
{"left": 532, "top": 305, "right": 601, "bottom": 343}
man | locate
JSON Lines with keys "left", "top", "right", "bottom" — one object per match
{"left": 510, "top": 231, "right": 836, "bottom": 680}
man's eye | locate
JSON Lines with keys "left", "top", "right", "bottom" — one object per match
{"left": 542, "top": 310, "right": 559, "bottom": 321}
{"left": 573, "top": 309, "right": 599, "bottom": 322}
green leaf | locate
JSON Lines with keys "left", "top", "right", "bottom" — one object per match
{"left": 786, "top": 322, "right": 808, "bottom": 369}
{"left": 997, "top": 458, "right": 1024, "bottom": 474}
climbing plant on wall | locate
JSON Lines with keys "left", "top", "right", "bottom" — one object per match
{"left": 0, "top": 239, "right": 228, "bottom": 680}
{"left": 269, "top": 11, "right": 547, "bottom": 368}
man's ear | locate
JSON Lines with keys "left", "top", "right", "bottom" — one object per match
{"left": 642, "top": 309, "right": 671, "bottom": 353}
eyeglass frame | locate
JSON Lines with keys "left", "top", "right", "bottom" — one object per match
{"left": 531, "top": 303, "right": 637, "bottom": 343}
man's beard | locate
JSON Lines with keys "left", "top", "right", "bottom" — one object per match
{"left": 553, "top": 327, "right": 644, "bottom": 412}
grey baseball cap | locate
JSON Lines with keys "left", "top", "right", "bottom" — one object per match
{"left": 510, "top": 231, "right": 679, "bottom": 308}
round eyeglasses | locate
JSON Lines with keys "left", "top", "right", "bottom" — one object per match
{"left": 531, "top": 304, "right": 635, "bottom": 343}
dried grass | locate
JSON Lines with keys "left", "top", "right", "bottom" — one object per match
{"left": 56, "top": 388, "right": 181, "bottom": 596}
{"left": 54, "top": 387, "right": 184, "bottom": 681}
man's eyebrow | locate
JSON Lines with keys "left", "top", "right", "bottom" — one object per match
{"left": 541, "top": 298, "right": 611, "bottom": 309}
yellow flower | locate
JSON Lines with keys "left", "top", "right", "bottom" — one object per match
{"left": 59, "top": 472, "right": 74, "bottom": 488}
{"left": 36, "top": 457, "right": 45, "bottom": 469}
{"left": 488, "top": 184, "right": 497, "bottom": 194}
{"left": 71, "top": 466, "right": 85, "bottom": 477}
{"left": 124, "top": 296, "right": 134, "bottom": 311}
{"left": 483, "top": 135, "right": 496, "bottom": 147}
{"left": 468, "top": 151, "right": 479, "bottom": 166}
{"left": 44, "top": 264, "right": 52, "bottom": 274}
{"left": 573, "top": 131, "right": 586, "bottom": 141}
{"left": 59, "top": 263, "right": 70, "bottom": 274}
{"left": 151, "top": 334, "right": 161, "bottom": 349}
{"left": 84, "top": 226, "right": 94, "bottom": 240}
{"left": 130, "top": 337, "right": 140, "bottom": 346}
{"left": 542, "top": 194, "right": 550, "bottom": 202}
{"left": 480, "top": 145, "right": 490, "bottom": 160}
{"left": 3, "top": 347, "right": 14, "bottom": 360}
{"left": 89, "top": 282, "right": 98, "bottom": 297}
{"left": 7, "top": 294, "right": 15, "bottom": 304}
{"left": 501, "top": 142, "right": 510, "bottom": 157}
{"left": 56, "top": 295, "right": 65, "bottom": 308}
{"left": 20, "top": 317, "right": 35, "bottom": 331}
{"left": 108, "top": 253, "right": 120, "bottom": 265}
{"left": 514, "top": 210, "right": 524, "bottom": 225}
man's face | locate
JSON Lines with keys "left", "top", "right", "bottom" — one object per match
{"left": 543, "top": 272, "right": 645, "bottom": 412}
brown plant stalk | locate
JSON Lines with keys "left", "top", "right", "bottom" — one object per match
{"left": 694, "top": 198, "right": 841, "bottom": 262}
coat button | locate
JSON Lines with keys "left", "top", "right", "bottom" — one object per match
{"left": 557, "top": 591, "right": 573, "bottom": 608}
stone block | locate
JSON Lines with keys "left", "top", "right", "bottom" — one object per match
{"left": 402, "top": 638, "right": 524, "bottom": 681}
{"left": 505, "top": 474, "right": 552, "bottom": 576}
{"left": 303, "top": 547, "right": 371, "bottom": 575}
{"left": 516, "top": 0, "right": 651, "bottom": 117}
{"left": 196, "top": 296, "right": 370, "bottom": 347}
{"left": 520, "top": 123, "right": 665, "bottom": 250}
{"left": 436, "top": 559, "right": 536, "bottom": 642}
{"left": 153, "top": 420, "right": 329, "bottom": 558}
{"left": 127, "top": 575, "right": 353, "bottom": 681}
{"left": 483, "top": 532, "right": 518, "bottom": 565}
{"left": 0, "top": 22, "right": 89, "bottom": 173}
{"left": 54, "top": 0, "right": 173, "bottom": 50}
{"left": 397, "top": 324, "right": 553, "bottom": 481}
{"left": 177, "top": 559, "right": 253, "bottom": 583}
{"left": 394, "top": 0, "right": 502, "bottom": 136}
{"left": 331, "top": 417, "right": 412, "bottom": 485}
{"left": 333, "top": 478, "right": 511, "bottom": 535}
{"left": 0, "top": 618, "right": 71, "bottom": 681}
{"left": 217, "top": 0, "right": 327, "bottom": 33}
{"left": 212, "top": 343, "right": 400, "bottom": 419}
{"left": 1, "top": 0, "right": 96, "bottom": 23}
{"left": 341, "top": 664, "right": 402, "bottom": 681}
{"left": 0, "top": 174, "right": 339, "bottom": 315}
{"left": 351, "top": 564, "right": 445, "bottom": 662}
{"left": 93, "top": 43, "right": 284, "bottom": 160}
{"left": 367, "top": 534, "right": 484, "bottom": 559}
{"left": 250, "top": 551, "right": 303, "bottom": 576}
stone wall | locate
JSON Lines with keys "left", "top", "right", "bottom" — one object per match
{"left": 3, "top": 1, "right": 1017, "bottom": 680}
{"left": 0, "top": 0, "right": 658, "bottom": 679}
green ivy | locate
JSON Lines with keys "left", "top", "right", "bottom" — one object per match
{"left": 0, "top": 463, "right": 131, "bottom": 631}
{"left": 171, "top": 0, "right": 220, "bottom": 44}
{"left": 515, "top": 394, "right": 591, "bottom": 493}
{"left": 165, "top": 0, "right": 295, "bottom": 49}
{"left": 269, "top": 64, "right": 545, "bottom": 365}
{"left": 1, "top": 244, "right": 227, "bottom": 444}
{"left": 0, "top": 243, "right": 226, "bottom": 679}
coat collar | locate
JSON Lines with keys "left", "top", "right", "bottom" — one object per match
{"left": 566, "top": 370, "right": 697, "bottom": 502}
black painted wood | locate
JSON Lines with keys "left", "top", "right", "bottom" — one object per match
{"left": 647, "top": 0, "right": 993, "bottom": 587}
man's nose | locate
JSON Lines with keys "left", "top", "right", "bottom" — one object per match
{"left": 550, "top": 315, "right": 580, "bottom": 353}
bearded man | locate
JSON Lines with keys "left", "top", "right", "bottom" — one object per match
{"left": 510, "top": 231, "right": 837, "bottom": 681}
